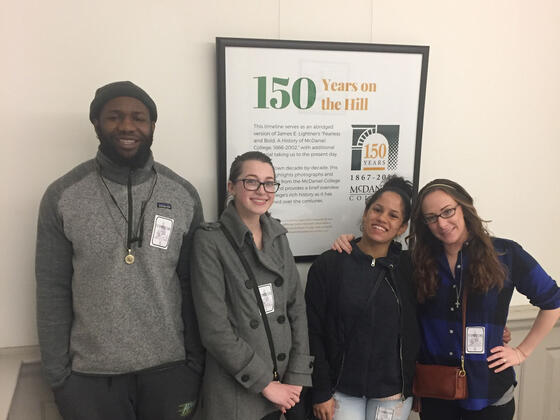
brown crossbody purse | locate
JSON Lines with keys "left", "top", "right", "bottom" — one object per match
{"left": 412, "top": 288, "right": 468, "bottom": 400}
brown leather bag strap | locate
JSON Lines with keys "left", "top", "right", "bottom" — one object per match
{"left": 460, "top": 288, "right": 467, "bottom": 375}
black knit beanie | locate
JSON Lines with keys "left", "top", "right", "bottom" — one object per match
{"left": 89, "top": 81, "right": 158, "bottom": 123}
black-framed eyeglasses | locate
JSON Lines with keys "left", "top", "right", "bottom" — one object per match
{"left": 423, "top": 206, "right": 458, "bottom": 224}
{"left": 237, "top": 178, "right": 280, "bottom": 193}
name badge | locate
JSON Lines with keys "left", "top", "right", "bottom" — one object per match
{"left": 258, "top": 283, "right": 275, "bottom": 314}
{"left": 375, "top": 406, "right": 394, "bottom": 420}
{"left": 466, "top": 326, "right": 485, "bottom": 354}
{"left": 150, "top": 215, "right": 174, "bottom": 249}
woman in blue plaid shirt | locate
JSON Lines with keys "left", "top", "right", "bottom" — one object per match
{"left": 409, "top": 179, "right": 560, "bottom": 420}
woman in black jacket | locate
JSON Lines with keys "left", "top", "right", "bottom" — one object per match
{"left": 305, "top": 176, "right": 420, "bottom": 420}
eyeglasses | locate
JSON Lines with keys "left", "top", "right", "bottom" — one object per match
{"left": 423, "top": 206, "right": 458, "bottom": 224}
{"left": 237, "top": 178, "right": 280, "bottom": 193}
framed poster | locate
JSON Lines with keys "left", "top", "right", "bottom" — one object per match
{"left": 217, "top": 37, "right": 429, "bottom": 259}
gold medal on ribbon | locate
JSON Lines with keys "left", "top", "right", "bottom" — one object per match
{"left": 125, "top": 250, "right": 135, "bottom": 265}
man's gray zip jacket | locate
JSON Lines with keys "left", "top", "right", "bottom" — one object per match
{"left": 35, "top": 150, "right": 204, "bottom": 387}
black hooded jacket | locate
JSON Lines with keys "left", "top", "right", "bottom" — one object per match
{"left": 305, "top": 240, "right": 420, "bottom": 404}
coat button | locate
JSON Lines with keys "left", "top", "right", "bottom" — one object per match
{"left": 250, "top": 319, "right": 259, "bottom": 329}
{"left": 277, "top": 353, "right": 286, "bottom": 361}
{"left": 274, "top": 277, "right": 284, "bottom": 287}
{"left": 241, "top": 374, "right": 250, "bottom": 382}
{"left": 277, "top": 315, "right": 286, "bottom": 324}
{"left": 245, "top": 280, "right": 254, "bottom": 289}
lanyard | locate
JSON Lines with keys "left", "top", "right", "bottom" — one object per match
{"left": 98, "top": 164, "right": 158, "bottom": 263}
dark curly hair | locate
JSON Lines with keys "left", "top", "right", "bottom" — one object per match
{"left": 364, "top": 175, "right": 413, "bottom": 223}
{"left": 409, "top": 179, "right": 505, "bottom": 302}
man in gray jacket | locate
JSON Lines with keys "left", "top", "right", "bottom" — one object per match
{"left": 35, "top": 81, "right": 204, "bottom": 420}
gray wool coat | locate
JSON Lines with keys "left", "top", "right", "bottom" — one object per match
{"left": 191, "top": 203, "right": 313, "bottom": 420}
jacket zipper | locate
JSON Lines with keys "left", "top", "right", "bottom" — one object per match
{"left": 126, "top": 169, "right": 133, "bottom": 252}
{"left": 386, "top": 270, "right": 406, "bottom": 400}
{"left": 332, "top": 352, "right": 346, "bottom": 395}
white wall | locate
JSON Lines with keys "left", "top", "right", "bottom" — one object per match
{"left": 1, "top": 0, "right": 559, "bottom": 348}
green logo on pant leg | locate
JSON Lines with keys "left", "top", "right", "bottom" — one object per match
{"left": 177, "top": 401, "right": 196, "bottom": 417}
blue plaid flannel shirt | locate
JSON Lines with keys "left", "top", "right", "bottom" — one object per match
{"left": 417, "top": 237, "right": 560, "bottom": 410}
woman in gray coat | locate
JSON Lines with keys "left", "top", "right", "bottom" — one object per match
{"left": 191, "top": 151, "right": 313, "bottom": 420}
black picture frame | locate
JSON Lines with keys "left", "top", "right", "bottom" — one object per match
{"left": 217, "top": 37, "right": 429, "bottom": 260}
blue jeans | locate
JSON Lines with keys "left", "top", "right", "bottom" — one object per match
{"left": 333, "top": 391, "right": 413, "bottom": 420}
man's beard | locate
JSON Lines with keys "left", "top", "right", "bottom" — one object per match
{"left": 96, "top": 128, "right": 154, "bottom": 169}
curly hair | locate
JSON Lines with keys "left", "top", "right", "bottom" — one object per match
{"left": 409, "top": 179, "right": 505, "bottom": 302}
{"left": 364, "top": 175, "right": 413, "bottom": 223}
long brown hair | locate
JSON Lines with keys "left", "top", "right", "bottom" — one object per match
{"left": 409, "top": 179, "right": 505, "bottom": 302}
